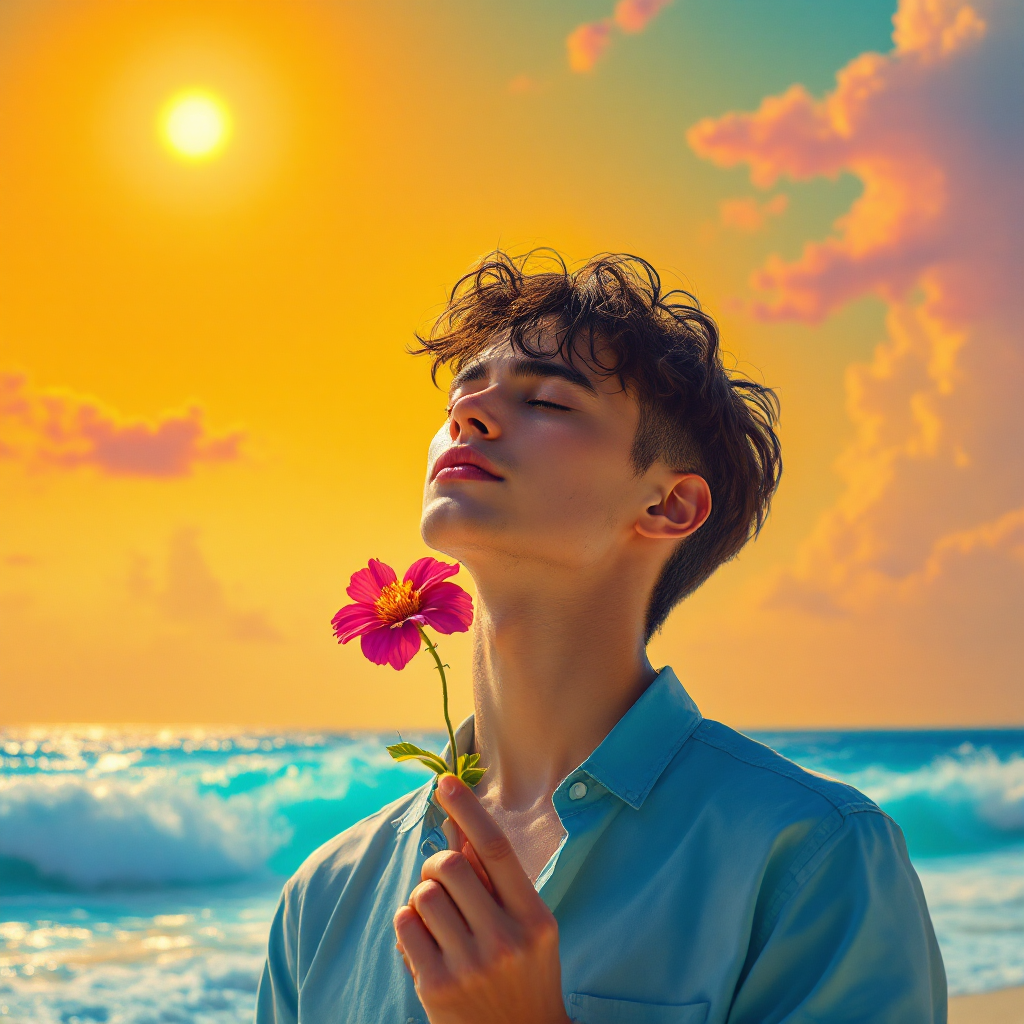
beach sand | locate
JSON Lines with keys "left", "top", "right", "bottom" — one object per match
{"left": 949, "top": 987, "right": 1024, "bottom": 1023}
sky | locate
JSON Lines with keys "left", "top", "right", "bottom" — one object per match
{"left": 1, "top": 0, "right": 1021, "bottom": 728}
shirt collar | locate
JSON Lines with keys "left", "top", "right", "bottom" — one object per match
{"left": 579, "top": 665, "right": 702, "bottom": 809}
{"left": 393, "top": 666, "right": 701, "bottom": 832}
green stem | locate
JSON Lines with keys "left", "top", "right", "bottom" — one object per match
{"left": 416, "top": 624, "right": 458, "bottom": 774}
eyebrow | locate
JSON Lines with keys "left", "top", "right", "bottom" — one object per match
{"left": 448, "top": 356, "right": 598, "bottom": 397}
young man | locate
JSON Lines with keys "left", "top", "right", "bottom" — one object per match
{"left": 256, "top": 252, "right": 946, "bottom": 1023}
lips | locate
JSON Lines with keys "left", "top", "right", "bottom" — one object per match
{"left": 430, "top": 445, "right": 505, "bottom": 483}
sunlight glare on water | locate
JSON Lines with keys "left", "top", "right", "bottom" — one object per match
{"left": 1, "top": 726, "right": 1022, "bottom": 1021}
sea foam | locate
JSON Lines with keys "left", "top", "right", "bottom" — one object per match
{"left": 1, "top": 725, "right": 1022, "bottom": 1010}
{"left": 0, "top": 771, "right": 287, "bottom": 887}
{"left": 3, "top": 730, "right": 1024, "bottom": 888}
{"left": 840, "top": 745, "right": 1024, "bottom": 856}
{"left": 0, "top": 728, "right": 429, "bottom": 890}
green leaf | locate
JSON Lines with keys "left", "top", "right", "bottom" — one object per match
{"left": 459, "top": 766, "right": 487, "bottom": 787}
{"left": 387, "top": 742, "right": 449, "bottom": 775}
{"left": 454, "top": 752, "right": 485, "bottom": 785}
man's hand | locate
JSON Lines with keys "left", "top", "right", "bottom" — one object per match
{"left": 393, "top": 773, "right": 571, "bottom": 1024}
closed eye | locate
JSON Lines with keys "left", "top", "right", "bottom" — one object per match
{"left": 526, "top": 399, "right": 573, "bottom": 411}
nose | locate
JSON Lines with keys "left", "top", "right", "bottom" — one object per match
{"left": 448, "top": 388, "right": 501, "bottom": 441}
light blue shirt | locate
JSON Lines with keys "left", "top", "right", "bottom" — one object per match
{"left": 255, "top": 667, "right": 946, "bottom": 1023}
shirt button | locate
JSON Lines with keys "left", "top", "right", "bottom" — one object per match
{"left": 420, "top": 838, "right": 439, "bottom": 856}
{"left": 568, "top": 781, "right": 588, "bottom": 801}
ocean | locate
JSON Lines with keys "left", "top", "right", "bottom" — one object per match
{"left": 1, "top": 725, "right": 1022, "bottom": 1023}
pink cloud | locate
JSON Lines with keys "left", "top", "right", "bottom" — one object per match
{"left": 3, "top": 554, "right": 39, "bottom": 568}
{"left": 130, "top": 528, "right": 281, "bottom": 643}
{"left": 567, "top": 0, "right": 673, "bottom": 72}
{"left": 687, "top": 0, "right": 992, "bottom": 323}
{"left": 916, "top": 506, "right": 1024, "bottom": 585}
{"left": 613, "top": 0, "right": 674, "bottom": 33}
{"left": 567, "top": 20, "right": 613, "bottom": 73}
{"left": 893, "top": 0, "right": 986, "bottom": 59}
{"left": 507, "top": 73, "right": 545, "bottom": 96}
{"left": 0, "top": 373, "right": 244, "bottom": 478}
{"left": 686, "top": 0, "right": 1024, "bottom": 709}
{"left": 719, "top": 193, "right": 788, "bottom": 233}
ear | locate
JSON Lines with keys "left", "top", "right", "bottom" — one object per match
{"left": 635, "top": 474, "right": 712, "bottom": 540}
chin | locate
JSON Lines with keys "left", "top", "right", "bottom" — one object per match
{"left": 421, "top": 497, "right": 595, "bottom": 572}
{"left": 420, "top": 493, "right": 526, "bottom": 562}
{"left": 421, "top": 495, "right": 494, "bottom": 556}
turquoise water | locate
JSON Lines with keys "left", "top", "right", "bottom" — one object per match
{"left": 1, "top": 726, "right": 1022, "bottom": 1022}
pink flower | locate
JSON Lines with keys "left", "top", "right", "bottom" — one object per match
{"left": 331, "top": 557, "right": 473, "bottom": 670}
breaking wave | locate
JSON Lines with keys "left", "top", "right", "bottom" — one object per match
{"left": 0, "top": 729, "right": 432, "bottom": 890}
{"left": 2, "top": 728, "right": 1022, "bottom": 890}
{"left": 0, "top": 772, "right": 286, "bottom": 888}
{"left": 1, "top": 725, "right": 1023, "bottom": 1001}
{"left": 844, "top": 745, "right": 1024, "bottom": 857}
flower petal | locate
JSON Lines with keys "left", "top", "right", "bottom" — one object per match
{"left": 419, "top": 581, "right": 474, "bottom": 634}
{"left": 360, "top": 620, "right": 421, "bottom": 670}
{"left": 419, "top": 607, "right": 473, "bottom": 634}
{"left": 359, "top": 624, "right": 396, "bottom": 665}
{"left": 403, "top": 557, "right": 461, "bottom": 592}
{"left": 346, "top": 559, "right": 398, "bottom": 603}
{"left": 331, "top": 602, "right": 383, "bottom": 643}
{"left": 387, "top": 620, "right": 423, "bottom": 670}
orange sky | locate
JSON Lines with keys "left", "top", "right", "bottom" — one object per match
{"left": 2, "top": 0, "right": 1021, "bottom": 728}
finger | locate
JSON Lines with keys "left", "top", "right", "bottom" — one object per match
{"left": 408, "top": 879, "right": 473, "bottom": 956}
{"left": 395, "top": 940, "right": 411, "bottom": 975}
{"left": 441, "top": 815, "right": 493, "bottom": 893}
{"left": 441, "top": 813, "right": 462, "bottom": 852}
{"left": 393, "top": 906, "right": 444, "bottom": 983}
{"left": 421, "top": 850, "right": 503, "bottom": 934}
{"left": 462, "top": 839, "right": 495, "bottom": 896}
{"left": 434, "top": 774, "right": 538, "bottom": 915}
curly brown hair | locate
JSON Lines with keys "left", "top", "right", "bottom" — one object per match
{"left": 410, "top": 249, "right": 782, "bottom": 642}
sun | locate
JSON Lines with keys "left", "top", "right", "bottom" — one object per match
{"left": 160, "top": 90, "right": 231, "bottom": 161}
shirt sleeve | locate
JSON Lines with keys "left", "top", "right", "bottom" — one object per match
{"left": 727, "top": 808, "right": 947, "bottom": 1024}
{"left": 254, "top": 883, "right": 300, "bottom": 1024}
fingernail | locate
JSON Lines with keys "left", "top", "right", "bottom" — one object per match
{"left": 438, "top": 773, "right": 459, "bottom": 797}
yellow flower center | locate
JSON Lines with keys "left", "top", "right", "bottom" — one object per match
{"left": 374, "top": 580, "right": 423, "bottom": 625}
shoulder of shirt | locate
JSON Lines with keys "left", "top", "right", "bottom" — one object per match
{"left": 281, "top": 783, "right": 428, "bottom": 905}
{"left": 690, "top": 718, "right": 883, "bottom": 819}
{"left": 686, "top": 722, "right": 918, "bottom": 953}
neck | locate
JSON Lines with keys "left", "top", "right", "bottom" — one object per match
{"left": 468, "top": 555, "right": 658, "bottom": 811}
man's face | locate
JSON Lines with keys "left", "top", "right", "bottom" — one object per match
{"left": 420, "top": 334, "right": 657, "bottom": 572}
